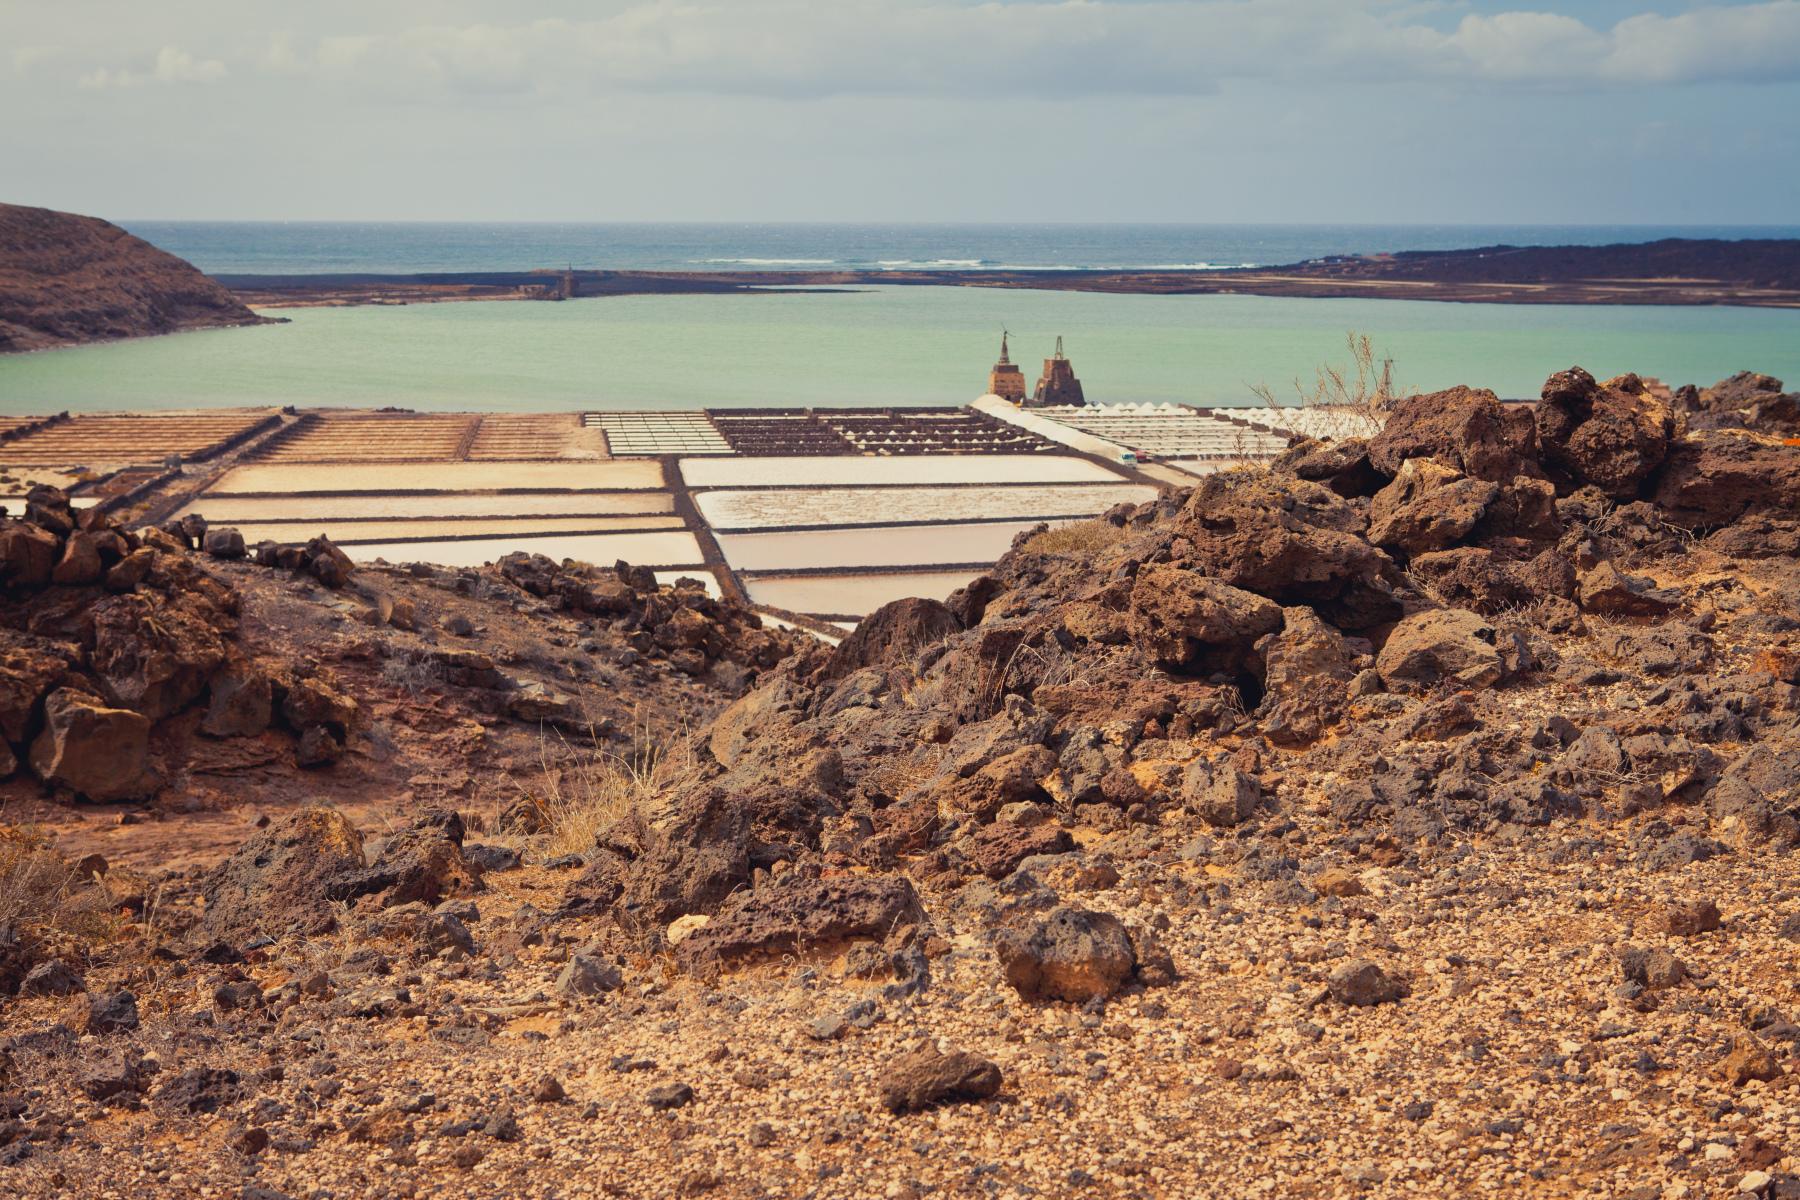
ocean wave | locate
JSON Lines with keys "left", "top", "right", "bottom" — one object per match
{"left": 694, "top": 257, "right": 839, "bottom": 266}
{"left": 875, "top": 259, "right": 987, "bottom": 268}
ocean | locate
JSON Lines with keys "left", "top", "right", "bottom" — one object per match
{"left": 113, "top": 220, "right": 1800, "bottom": 277}
{"left": 1, "top": 223, "right": 1797, "bottom": 413}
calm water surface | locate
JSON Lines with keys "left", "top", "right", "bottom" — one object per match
{"left": 2, "top": 286, "right": 1796, "bottom": 412}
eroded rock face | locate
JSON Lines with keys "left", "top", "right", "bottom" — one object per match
{"left": 823, "top": 597, "right": 961, "bottom": 681}
{"left": 1369, "top": 385, "right": 1538, "bottom": 483}
{"left": 673, "top": 874, "right": 926, "bottom": 971}
{"left": 1376, "top": 609, "right": 1515, "bottom": 695}
{"left": 89, "top": 591, "right": 230, "bottom": 720}
{"left": 1652, "top": 432, "right": 1800, "bottom": 529}
{"left": 620, "top": 789, "right": 753, "bottom": 926}
{"left": 198, "top": 807, "right": 368, "bottom": 942}
{"left": 1366, "top": 459, "right": 1500, "bottom": 557}
{"left": 1126, "top": 565, "right": 1283, "bottom": 673}
{"left": 0, "top": 520, "right": 61, "bottom": 588}
{"left": 1173, "top": 473, "right": 1401, "bottom": 631}
{"left": 1536, "top": 369, "right": 1674, "bottom": 499}
{"left": 28, "top": 688, "right": 156, "bottom": 802}
{"left": 994, "top": 906, "right": 1137, "bottom": 1004}
{"left": 202, "top": 659, "right": 273, "bottom": 738}
{"left": 1254, "top": 607, "right": 1357, "bottom": 745}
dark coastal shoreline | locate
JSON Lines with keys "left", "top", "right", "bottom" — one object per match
{"left": 220, "top": 238, "right": 1800, "bottom": 310}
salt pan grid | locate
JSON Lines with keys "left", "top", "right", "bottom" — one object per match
{"left": 465, "top": 414, "right": 606, "bottom": 460}
{"left": 251, "top": 413, "right": 479, "bottom": 463}
{"left": 585, "top": 412, "right": 733, "bottom": 456}
{"left": 1033, "top": 403, "right": 1289, "bottom": 460}
{"left": 1232, "top": 405, "right": 1383, "bottom": 441}
{"left": 816, "top": 408, "right": 1057, "bottom": 455}
{"left": 710, "top": 412, "right": 856, "bottom": 456}
{"left": 222, "top": 516, "right": 687, "bottom": 545}
{"left": 0, "top": 411, "right": 278, "bottom": 466}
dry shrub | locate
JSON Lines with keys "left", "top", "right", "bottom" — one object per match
{"left": 1021, "top": 519, "right": 1120, "bottom": 559}
{"left": 519, "top": 727, "right": 697, "bottom": 859}
{"left": 0, "top": 824, "right": 117, "bottom": 948}
{"left": 1251, "top": 331, "right": 1399, "bottom": 422}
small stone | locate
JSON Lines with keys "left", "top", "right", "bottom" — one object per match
{"left": 747, "top": 1122, "right": 776, "bottom": 1148}
{"left": 880, "top": 1041, "right": 1002, "bottom": 1114}
{"left": 556, "top": 953, "right": 622, "bottom": 999}
{"left": 646, "top": 1083, "right": 694, "bottom": 1111}
{"left": 1721, "top": 1033, "right": 1781, "bottom": 1087}
{"left": 85, "top": 990, "right": 140, "bottom": 1034}
{"left": 532, "top": 1074, "right": 565, "bottom": 1103}
{"left": 1327, "top": 960, "right": 1405, "bottom": 1007}
{"left": 1661, "top": 899, "right": 1722, "bottom": 937}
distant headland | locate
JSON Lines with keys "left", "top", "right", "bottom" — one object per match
{"left": 219, "top": 238, "right": 1800, "bottom": 311}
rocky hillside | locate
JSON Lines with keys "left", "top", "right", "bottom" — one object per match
{"left": 2, "top": 370, "right": 1799, "bottom": 1197}
{"left": 0, "top": 203, "right": 268, "bottom": 353}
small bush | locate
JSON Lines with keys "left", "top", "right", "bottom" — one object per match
{"left": 517, "top": 729, "right": 697, "bottom": 860}
{"left": 0, "top": 825, "right": 117, "bottom": 949}
{"left": 1021, "top": 520, "right": 1120, "bottom": 559}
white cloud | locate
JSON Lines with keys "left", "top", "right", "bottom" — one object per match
{"left": 77, "top": 45, "right": 227, "bottom": 90}
{"left": 248, "top": 1, "right": 1800, "bottom": 99}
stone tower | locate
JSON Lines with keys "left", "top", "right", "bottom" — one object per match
{"left": 987, "top": 331, "right": 1026, "bottom": 403}
{"left": 1030, "top": 336, "right": 1085, "bottom": 407}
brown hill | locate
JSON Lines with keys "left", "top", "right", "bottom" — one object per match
{"left": 0, "top": 202, "right": 269, "bottom": 353}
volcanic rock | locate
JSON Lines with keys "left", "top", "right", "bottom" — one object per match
{"left": 1366, "top": 459, "right": 1498, "bottom": 557}
{"left": 1369, "top": 385, "right": 1539, "bottom": 482}
{"left": 994, "top": 906, "right": 1137, "bottom": 1004}
{"left": 881, "top": 1042, "right": 1003, "bottom": 1113}
{"left": 28, "top": 688, "right": 156, "bottom": 802}
{"left": 1652, "top": 431, "right": 1800, "bottom": 528}
{"left": 1536, "top": 368, "right": 1674, "bottom": 499}
{"left": 198, "top": 807, "right": 368, "bottom": 941}
{"left": 1126, "top": 565, "right": 1283, "bottom": 672}
{"left": 674, "top": 874, "right": 926, "bottom": 971}
{"left": 1376, "top": 609, "right": 1516, "bottom": 694}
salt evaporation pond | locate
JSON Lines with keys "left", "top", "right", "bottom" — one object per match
{"left": 209, "top": 461, "right": 665, "bottom": 495}
{"left": 680, "top": 455, "right": 1117, "bottom": 489}
{"left": 346, "top": 530, "right": 704, "bottom": 570}
{"left": 746, "top": 571, "right": 986, "bottom": 617}
{"left": 224, "top": 515, "right": 686, "bottom": 545}
{"left": 717, "top": 522, "right": 1048, "bottom": 572}
{"left": 176, "top": 492, "right": 676, "bottom": 522}
{"left": 695, "top": 483, "right": 1155, "bottom": 530}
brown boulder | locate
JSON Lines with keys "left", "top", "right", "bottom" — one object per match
{"left": 1126, "top": 565, "right": 1283, "bottom": 672}
{"left": 1183, "top": 758, "right": 1261, "bottom": 827}
{"left": 1721, "top": 1033, "right": 1781, "bottom": 1087}
{"left": 198, "top": 807, "right": 368, "bottom": 941}
{"left": 994, "top": 906, "right": 1137, "bottom": 1004}
{"left": 621, "top": 788, "right": 751, "bottom": 925}
{"left": 673, "top": 874, "right": 926, "bottom": 971}
{"left": 1576, "top": 561, "right": 1681, "bottom": 617}
{"left": 823, "top": 597, "right": 961, "bottom": 681}
{"left": 1536, "top": 368, "right": 1674, "bottom": 499}
{"left": 202, "top": 660, "right": 273, "bottom": 738}
{"left": 966, "top": 819, "right": 1075, "bottom": 879}
{"left": 1376, "top": 609, "right": 1517, "bottom": 694}
{"left": 0, "top": 520, "right": 61, "bottom": 588}
{"left": 51, "top": 531, "right": 105, "bottom": 585}
{"left": 1366, "top": 459, "right": 1499, "bottom": 557}
{"left": 881, "top": 1042, "right": 1002, "bottom": 1114}
{"left": 1174, "top": 472, "right": 1400, "bottom": 630}
{"left": 89, "top": 592, "right": 229, "bottom": 719}
{"left": 1368, "top": 385, "right": 1538, "bottom": 482}
{"left": 1270, "top": 436, "right": 1384, "bottom": 497}
{"left": 1254, "top": 606, "right": 1356, "bottom": 745}
{"left": 0, "top": 642, "right": 66, "bottom": 742}
{"left": 279, "top": 673, "right": 358, "bottom": 738}
{"left": 28, "top": 688, "right": 157, "bottom": 802}
{"left": 1652, "top": 431, "right": 1800, "bottom": 529}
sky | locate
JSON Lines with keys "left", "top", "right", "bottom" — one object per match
{"left": 3, "top": 0, "right": 1799, "bottom": 224}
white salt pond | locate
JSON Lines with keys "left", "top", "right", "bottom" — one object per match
{"left": 680, "top": 455, "right": 1119, "bottom": 488}
{"left": 344, "top": 530, "right": 704, "bottom": 569}
{"left": 718, "top": 521, "right": 1046, "bottom": 572}
{"left": 176, "top": 491, "right": 675, "bottom": 522}
{"left": 208, "top": 460, "right": 666, "bottom": 495}
{"left": 223, "top": 516, "right": 686, "bottom": 545}
{"left": 695, "top": 483, "right": 1156, "bottom": 530}
{"left": 747, "top": 570, "right": 984, "bottom": 617}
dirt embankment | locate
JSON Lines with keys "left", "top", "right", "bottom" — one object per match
{"left": 0, "top": 202, "right": 271, "bottom": 353}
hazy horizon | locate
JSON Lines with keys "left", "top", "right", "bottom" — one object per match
{"left": 6, "top": 1, "right": 1799, "bottom": 225}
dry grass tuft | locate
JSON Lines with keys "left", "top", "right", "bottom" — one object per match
{"left": 0, "top": 824, "right": 117, "bottom": 947}
{"left": 1021, "top": 519, "right": 1121, "bottom": 559}
{"left": 515, "top": 726, "right": 698, "bottom": 859}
